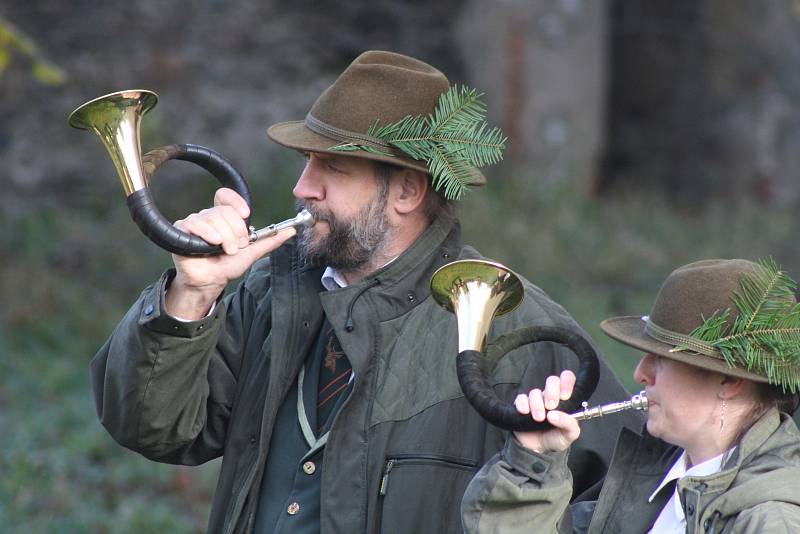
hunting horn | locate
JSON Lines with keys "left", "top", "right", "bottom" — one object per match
{"left": 430, "top": 259, "right": 602, "bottom": 432}
{"left": 68, "top": 89, "right": 314, "bottom": 257}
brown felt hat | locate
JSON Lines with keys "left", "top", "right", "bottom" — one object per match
{"left": 267, "top": 50, "right": 486, "bottom": 187}
{"left": 600, "top": 259, "right": 775, "bottom": 383}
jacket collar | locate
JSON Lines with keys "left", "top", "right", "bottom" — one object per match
{"left": 269, "top": 215, "right": 460, "bottom": 378}
{"left": 594, "top": 408, "right": 800, "bottom": 533}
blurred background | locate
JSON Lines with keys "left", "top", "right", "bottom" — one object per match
{"left": 4, "top": 1, "right": 800, "bottom": 531}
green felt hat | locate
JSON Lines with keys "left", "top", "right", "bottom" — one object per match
{"left": 601, "top": 259, "right": 800, "bottom": 392}
{"left": 267, "top": 50, "right": 505, "bottom": 200}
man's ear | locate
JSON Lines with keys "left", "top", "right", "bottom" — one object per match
{"left": 391, "top": 169, "right": 429, "bottom": 215}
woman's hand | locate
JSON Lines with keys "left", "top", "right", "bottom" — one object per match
{"left": 513, "top": 370, "right": 581, "bottom": 453}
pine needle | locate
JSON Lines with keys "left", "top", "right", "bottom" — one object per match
{"left": 329, "top": 85, "right": 507, "bottom": 200}
{"left": 688, "top": 258, "right": 800, "bottom": 392}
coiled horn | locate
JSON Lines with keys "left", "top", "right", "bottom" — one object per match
{"left": 430, "top": 259, "right": 600, "bottom": 431}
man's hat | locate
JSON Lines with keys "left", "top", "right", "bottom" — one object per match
{"left": 267, "top": 51, "right": 506, "bottom": 200}
{"left": 601, "top": 259, "right": 800, "bottom": 391}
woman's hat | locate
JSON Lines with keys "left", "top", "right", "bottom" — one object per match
{"left": 267, "top": 50, "right": 505, "bottom": 200}
{"left": 601, "top": 258, "right": 800, "bottom": 391}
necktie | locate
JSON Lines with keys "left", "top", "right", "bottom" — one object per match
{"left": 316, "top": 321, "right": 353, "bottom": 432}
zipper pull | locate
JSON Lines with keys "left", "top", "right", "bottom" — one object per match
{"left": 379, "top": 459, "right": 395, "bottom": 496}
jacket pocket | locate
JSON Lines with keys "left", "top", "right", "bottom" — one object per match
{"left": 378, "top": 453, "right": 478, "bottom": 534}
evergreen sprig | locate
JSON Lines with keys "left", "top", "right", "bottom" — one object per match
{"left": 687, "top": 258, "right": 800, "bottom": 392}
{"left": 330, "top": 85, "right": 507, "bottom": 200}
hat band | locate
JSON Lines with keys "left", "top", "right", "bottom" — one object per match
{"left": 304, "top": 113, "right": 405, "bottom": 157}
{"left": 644, "top": 318, "right": 722, "bottom": 358}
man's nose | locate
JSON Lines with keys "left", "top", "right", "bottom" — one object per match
{"left": 293, "top": 160, "right": 324, "bottom": 201}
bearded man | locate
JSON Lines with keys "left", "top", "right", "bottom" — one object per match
{"left": 91, "top": 50, "right": 640, "bottom": 534}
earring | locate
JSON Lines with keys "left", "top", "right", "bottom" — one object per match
{"left": 720, "top": 399, "right": 726, "bottom": 432}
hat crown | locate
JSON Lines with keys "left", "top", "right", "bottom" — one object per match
{"left": 649, "top": 259, "right": 758, "bottom": 334}
{"left": 309, "top": 50, "right": 450, "bottom": 134}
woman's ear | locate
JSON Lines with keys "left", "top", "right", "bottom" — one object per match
{"left": 391, "top": 169, "right": 428, "bottom": 215}
{"left": 718, "top": 375, "right": 748, "bottom": 400}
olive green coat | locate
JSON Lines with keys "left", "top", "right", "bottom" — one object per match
{"left": 462, "top": 408, "right": 800, "bottom": 533}
{"left": 91, "top": 217, "right": 640, "bottom": 534}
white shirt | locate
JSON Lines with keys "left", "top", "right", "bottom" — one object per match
{"left": 648, "top": 449, "right": 732, "bottom": 534}
{"left": 321, "top": 266, "right": 348, "bottom": 290}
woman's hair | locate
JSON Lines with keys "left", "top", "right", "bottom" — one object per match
{"left": 732, "top": 381, "right": 800, "bottom": 448}
{"left": 753, "top": 382, "right": 800, "bottom": 415}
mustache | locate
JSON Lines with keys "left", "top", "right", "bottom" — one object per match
{"left": 295, "top": 200, "right": 332, "bottom": 224}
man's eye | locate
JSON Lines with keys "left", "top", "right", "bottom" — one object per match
{"left": 327, "top": 164, "right": 342, "bottom": 173}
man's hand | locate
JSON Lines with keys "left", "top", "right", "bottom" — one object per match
{"left": 513, "top": 370, "right": 581, "bottom": 453}
{"left": 165, "top": 188, "right": 295, "bottom": 319}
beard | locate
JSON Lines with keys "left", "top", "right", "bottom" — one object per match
{"left": 296, "top": 185, "right": 392, "bottom": 272}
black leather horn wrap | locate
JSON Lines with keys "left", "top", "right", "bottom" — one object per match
{"left": 126, "top": 143, "right": 253, "bottom": 256}
{"left": 457, "top": 325, "right": 600, "bottom": 431}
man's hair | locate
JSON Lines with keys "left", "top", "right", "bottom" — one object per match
{"left": 371, "top": 161, "right": 456, "bottom": 224}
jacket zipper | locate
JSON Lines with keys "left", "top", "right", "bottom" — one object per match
{"left": 379, "top": 454, "right": 478, "bottom": 496}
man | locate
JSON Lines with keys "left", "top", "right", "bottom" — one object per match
{"left": 92, "top": 50, "right": 640, "bottom": 534}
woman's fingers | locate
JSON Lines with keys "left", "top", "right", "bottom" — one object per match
{"left": 512, "top": 372, "right": 583, "bottom": 453}
{"left": 559, "top": 370, "right": 576, "bottom": 400}
{"left": 528, "top": 388, "right": 546, "bottom": 421}
{"left": 546, "top": 409, "right": 581, "bottom": 445}
{"left": 514, "top": 393, "right": 531, "bottom": 415}
{"left": 517, "top": 371, "right": 578, "bottom": 421}
{"left": 544, "top": 375, "right": 561, "bottom": 410}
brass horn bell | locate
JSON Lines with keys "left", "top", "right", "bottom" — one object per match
{"left": 68, "top": 89, "right": 313, "bottom": 256}
{"left": 430, "top": 259, "right": 601, "bottom": 432}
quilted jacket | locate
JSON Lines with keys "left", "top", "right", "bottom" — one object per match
{"left": 91, "top": 217, "right": 640, "bottom": 534}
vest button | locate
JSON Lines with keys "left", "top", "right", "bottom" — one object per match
{"left": 302, "top": 461, "right": 316, "bottom": 475}
{"left": 287, "top": 502, "right": 300, "bottom": 515}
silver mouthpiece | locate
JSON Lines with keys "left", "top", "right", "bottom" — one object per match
{"left": 248, "top": 209, "right": 315, "bottom": 243}
{"left": 570, "top": 391, "right": 648, "bottom": 422}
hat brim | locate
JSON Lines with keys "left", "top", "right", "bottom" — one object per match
{"left": 267, "top": 121, "right": 486, "bottom": 187}
{"left": 600, "top": 315, "right": 770, "bottom": 383}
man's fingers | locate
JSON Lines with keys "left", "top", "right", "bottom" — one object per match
{"left": 177, "top": 214, "right": 223, "bottom": 244}
{"left": 178, "top": 205, "right": 249, "bottom": 255}
{"left": 214, "top": 188, "right": 250, "bottom": 218}
{"left": 234, "top": 227, "right": 297, "bottom": 264}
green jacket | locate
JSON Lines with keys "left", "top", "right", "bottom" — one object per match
{"left": 91, "top": 217, "right": 640, "bottom": 534}
{"left": 462, "top": 407, "right": 800, "bottom": 534}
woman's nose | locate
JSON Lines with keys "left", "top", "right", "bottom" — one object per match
{"left": 633, "top": 353, "right": 657, "bottom": 385}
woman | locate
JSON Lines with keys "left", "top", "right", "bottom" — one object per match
{"left": 462, "top": 259, "right": 800, "bottom": 533}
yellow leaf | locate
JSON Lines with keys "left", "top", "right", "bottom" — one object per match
{"left": 0, "top": 48, "right": 10, "bottom": 74}
{"left": 31, "top": 60, "right": 65, "bottom": 86}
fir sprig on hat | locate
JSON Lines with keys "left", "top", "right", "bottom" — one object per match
{"left": 679, "top": 258, "right": 800, "bottom": 392}
{"left": 330, "top": 85, "right": 506, "bottom": 201}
